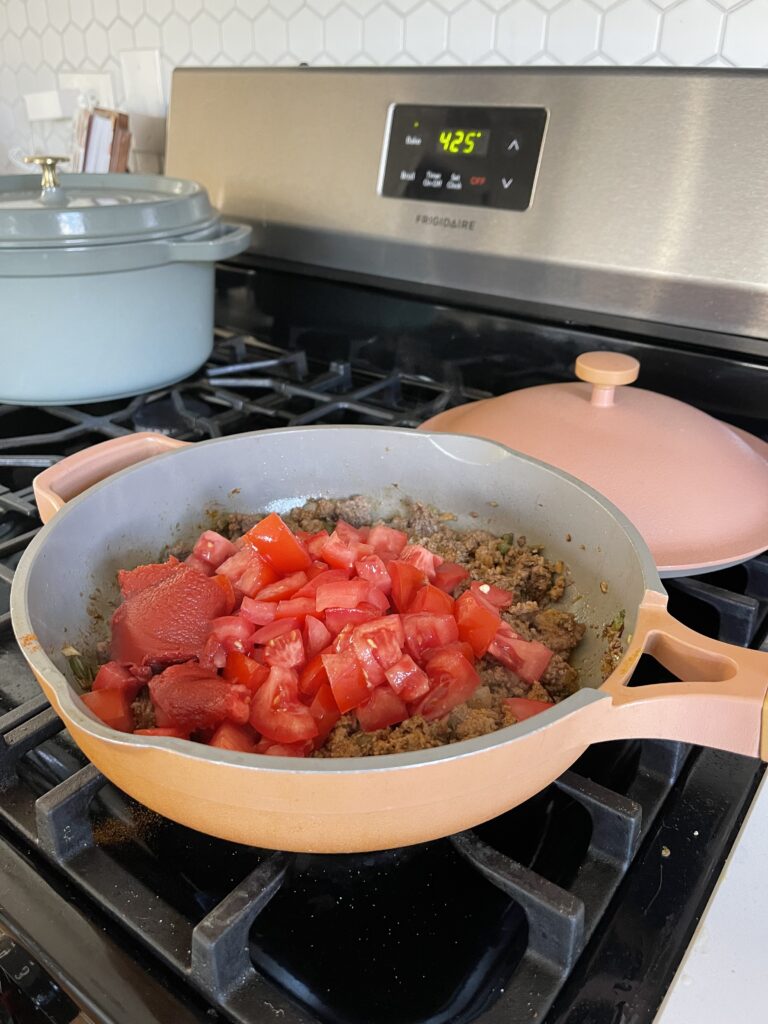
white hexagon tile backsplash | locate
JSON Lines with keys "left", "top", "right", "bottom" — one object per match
{"left": 0, "top": 0, "right": 767, "bottom": 171}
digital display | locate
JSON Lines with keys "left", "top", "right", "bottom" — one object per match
{"left": 436, "top": 129, "right": 490, "bottom": 157}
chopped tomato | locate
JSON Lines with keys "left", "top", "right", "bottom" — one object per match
{"left": 350, "top": 617, "right": 404, "bottom": 686}
{"left": 251, "top": 617, "right": 301, "bottom": 644}
{"left": 209, "top": 721, "right": 259, "bottom": 752}
{"left": 264, "top": 628, "right": 306, "bottom": 670}
{"left": 307, "top": 560, "right": 330, "bottom": 579}
{"left": 255, "top": 571, "right": 308, "bottom": 602}
{"left": 223, "top": 651, "right": 269, "bottom": 691}
{"left": 294, "top": 568, "right": 350, "bottom": 598}
{"left": 319, "top": 529, "right": 372, "bottom": 571}
{"left": 303, "top": 615, "right": 332, "bottom": 660}
{"left": 434, "top": 561, "right": 469, "bottom": 594}
{"left": 331, "top": 623, "right": 356, "bottom": 652}
{"left": 309, "top": 683, "right": 341, "bottom": 741}
{"left": 489, "top": 626, "right": 554, "bottom": 683}
{"left": 324, "top": 606, "right": 380, "bottom": 633}
{"left": 242, "top": 512, "right": 312, "bottom": 573}
{"left": 275, "top": 597, "right": 316, "bottom": 621}
{"left": 211, "top": 573, "right": 237, "bottom": 614}
{"left": 92, "top": 661, "right": 143, "bottom": 701}
{"left": 402, "top": 612, "right": 459, "bottom": 662}
{"left": 455, "top": 590, "right": 501, "bottom": 657}
{"left": 299, "top": 652, "right": 329, "bottom": 697}
{"left": 82, "top": 689, "right": 134, "bottom": 732}
{"left": 185, "top": 554, "right": 215, "bottom": 576}
{"left": 504, "top": 696, "right": 554, "bottom": 722}
{"left": 400, "top": 544, "right": 442, "bottom": 580}
{"left": 413, "top": 650, "right": 480, "bottom": 721}
{"left": 470, "top": 580, "right": 515, "bottom": 609}
{"left": 407, "top": 583, "right": 454, "bottom": 615}
{"left": 388, "top": 560, "right": 428, "bottom": 612}
{"left": 355, "top": 554, "right": 392, "bottom": 593}
{"left": 356, "top": 686, "right": 409, "bottom": 732}
{"left": 424, "top": 640, "right": 476, "bottom": 665}
{"left": 249, "top": 666, "right": 318, "bottom": 743}
{"left": 149, "top": 663, "right": 251, "bottom": 730}
{"left": 262, "top": 741, "right": 311, "bottom": 757}
{"left": 385, "top": 654, "right": 430, "bottom": 702}
{"left": 315, "top": 579, "right": 376, "bottom": 613}
{"left": 216, "top": 547, "right": 278, "bottom": 598}
{"left": 334, "top": 519, "right": 364, "bottom": 544}
{"left": 209, "top": 615, "right": 254, "bottom": 653}
{"left": 135, "top": 726, "right": 189, "bottom": 739}
{"left": 322, "top": 649, "right": 369, "bottom": 713}
{"left": 239, "top": 597, "right": 277, "bottom": 626}
{"left": 193, "top": 530, "right": 237, "bottom": 569}
{"left": 305, "top": 531, "right": 330, "bottom": 559}
{"left": 367, "top": 524, "right": 407, "bottom": 560}
{"left": 199, "top": 633, "right": 227, "bottom": 671}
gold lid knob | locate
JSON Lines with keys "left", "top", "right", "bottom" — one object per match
{"left": 24, "top": 154, "right": 69, "bottom": 191}
{"left": 575, "top": 351, "right": 640, "bottom": 408}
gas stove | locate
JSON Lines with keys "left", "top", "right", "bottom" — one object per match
{"left": 1, "top": 65, "right": 767, "bottom": 1024}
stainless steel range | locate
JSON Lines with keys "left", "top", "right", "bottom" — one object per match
{"left": 0, "top": 67, "right": 766, "bottom": 1024}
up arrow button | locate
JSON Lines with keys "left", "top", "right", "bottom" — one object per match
{"left": 507, "top": 138, "right": 520, "bottom": 151}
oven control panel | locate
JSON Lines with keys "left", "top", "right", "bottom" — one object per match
{"left": 380, "top": 104, "right": 547, "bottom": 211}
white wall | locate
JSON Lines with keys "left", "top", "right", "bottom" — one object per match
{"left": 1, "top": 0, "right": 767, "bottom": 172}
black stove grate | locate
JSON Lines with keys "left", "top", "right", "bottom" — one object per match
{"left": 0, "top": 324, "right": 764, "bottom": 1024}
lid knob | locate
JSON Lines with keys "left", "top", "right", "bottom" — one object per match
{"left": 575, "top": 351, "right": 640, "bottom": 407}
{"left": 23, "top": 155, "right": 69, "bottom": 192}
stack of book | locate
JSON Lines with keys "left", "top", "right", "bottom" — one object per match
{"left": 71, "top": 107, "right": 131, "bottom": 173}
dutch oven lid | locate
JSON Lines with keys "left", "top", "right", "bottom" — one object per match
{"left": 0, "top": 156, "right": 219, "bottom": 247}
{"left": 421, "top": 351, "right": 768, "bottom": 576}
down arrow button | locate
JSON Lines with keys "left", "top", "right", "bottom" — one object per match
{"left": 501, "top": 177, "right": 514, "bottom": 189}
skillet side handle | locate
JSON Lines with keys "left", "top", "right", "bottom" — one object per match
{"left": 33, "top": 433, "right": 190, "bottom": 524}
{"left": 601, "top": 590, "right": 768, "bottom": 761}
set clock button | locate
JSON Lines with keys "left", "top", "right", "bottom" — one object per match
{"left": 446, "top": 172, "right": 462, "bottom": 191}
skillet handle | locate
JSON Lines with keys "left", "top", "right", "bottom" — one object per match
{"left": 33, "top": 432, "right": 190, "bottom": 524}
{"left": 601, "top": 590, "right": 768, "bottom": 760}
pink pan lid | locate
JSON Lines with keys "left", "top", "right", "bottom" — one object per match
{"left": 420, "top": 352, "right": 768, "bottom": 576}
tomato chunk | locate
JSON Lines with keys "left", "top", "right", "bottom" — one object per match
{"left": 255, "top": 572, "right": 308, "bottom": 603}
{"left": 455, "top": 590, "right": 501, "bottom": 657}
{"left": 400, "top": 544, "right": 442, "bottom": 580}
{"left": 92, "top": 661, "right": 143, "bottom": 701}
{"left": 293, "top": 568, "right": 350, "bottom": 598}
{"left": 149, "top": 663, "right": 251, "bottom": 730}
{"left": 193, "top": 530, "right": 237, "bottom": 569}
{"left": 259, "top": 741, "right": 313, "bottom": 757}
{"left": 216, "top": 547, "right": 278, "bottom": 598}
{"left": 275, "top": 597, "right": 316, "bottom": 621}
{"left": 504, "top": 696, "right": 554, "bottom": 722}
{"left": 434, "top": 561, "right": 469, "bottom": 594}
{"left": 223, "top": 651, "right": 269, "bottom": 691}
{"left": 209, "top": 615, "right": 254, "bottom": 653}
{"left": 249, "top": 666, "right": 318, "bottom": 743}
{"left": 209, "top": 721, "right": 259, "bottom": 752}
{"left": 489, "top": 626, "right": 554, "bottom": 684}
{"left": 385, "top": 654, "right": 430, "bottom": 702}
{"left": 309, "top": 683, "right": 341, "bottom": 741}
{"left": 135, "top": 726, "right": 189, "bottom": 739}
{"left": 82, "top": 689, "right": 134, "bottom": 732}
{"left": 355, "top": 554, "right": 392, "bottom": 593}
{"left": 239, "top": 597, "right": 277, "bottom": 626}
{"left": 367, "top": 524, "right": 407, "bottom": 560}
{"left": 323, "top": 606, "right": 379, "bottom": 633}
{"left": 413, "top": 650, "right": 480, "bottom": 721}
{"left": 315, "top": 579, "right": 376, "bottom": 613}
{"left": 252, "top": 618, "right": 301, "bottom": 645}
{"left": 356, "top": 686, "right": 409, "bottom": 732}
{"left": 264, "top": 628, "right": 306, "bottom": 670}
{"left": 322, "top": 650, "right": 369, "bottom": 713}
{"left": 242, "top": 513, "right": 312, "bottom": 573}
{"left": 299, "top": 652, "right": 329, "bottom": 697}
{"left": 388, "top": 561, "right": 428, "bottom": 613}
{"left": 402, "top": 612, "right": 459, "bottom": 662}
{"left": 470, "top": 580, "right": 515, "bottom": 609}
{"left": 303, "top": 615, "right": 332, "bottom": 660}
{"left": 407, "top": 583, "right": 454, "bottom": 615}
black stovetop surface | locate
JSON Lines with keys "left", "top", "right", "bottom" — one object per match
{"left": 0, "top": 261, "right": 765, "bottom": 1024}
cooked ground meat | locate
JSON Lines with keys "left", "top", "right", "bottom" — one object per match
{"left": 229, "top": 495, "right": 586, "bottom": 758}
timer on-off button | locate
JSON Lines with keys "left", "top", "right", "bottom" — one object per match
{"left": 422, "top": 170, "right": 444, "bottom": 189}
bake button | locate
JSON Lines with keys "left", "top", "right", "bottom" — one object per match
{"left": 422, "top": 169, "right": 444, "bottom": 189}
{"left": 404, "top": 133, "right": 423, "bottom": 147}
{"left": 445, "top": 172, "right": 462, "bottom": 191}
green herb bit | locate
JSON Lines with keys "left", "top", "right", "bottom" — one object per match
{"left": 63, "top": 645, "right": 97, "bottom": 690}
